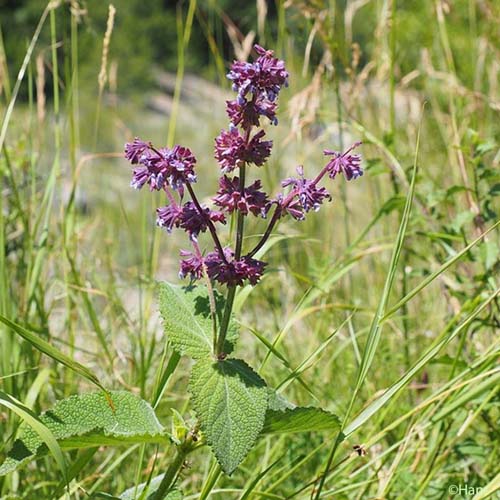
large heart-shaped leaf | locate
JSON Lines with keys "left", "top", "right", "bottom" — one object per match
{"left": 0, "top": 391, "right": 167, "bottom": 475}
{"left": 190, "top": 358, "right": 268, "bottom": 474}
{"left": 158, "top": 282, "right": 238, "bottom": 359}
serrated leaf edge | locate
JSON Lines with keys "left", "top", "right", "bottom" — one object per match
{"left": 189, "top": 358, "right": 268, "bottom": 475}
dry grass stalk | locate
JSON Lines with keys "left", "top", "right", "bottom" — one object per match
{"left": 36, "top": 52, "right": 46, "bottom": 124}
{"left": 98, "top": 4, "right": 116, "bottom": 94}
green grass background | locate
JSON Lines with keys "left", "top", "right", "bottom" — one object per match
{"left": 0, "top": 0, "right": 499, "bottom": 498}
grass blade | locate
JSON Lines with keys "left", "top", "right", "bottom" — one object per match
{"left": 0, "top": 314, "right": 106, "bottom": 391}
{"left": 0, "top": 390, "right": 67, "bottom": 482}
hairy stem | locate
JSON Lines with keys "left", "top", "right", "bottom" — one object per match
{"left": 153, "top": 433, "right": 195, "bottom": 500}
{"left": 216, "top": 284, "right": 236, "bottom": 356}
{"left": 185, "top": 183, "right": 228, "bottom": 263}
{"left": 192, "top": 239, "right": 218, "bottom": 353}
{"left": 234, "top": 164, "right": 246, "bottom": 259}
{"left": 246, "top": 204, "right": 282, "bottom": 258}
{"left": 216, "top": 162, "right": 247, "bottom": 356}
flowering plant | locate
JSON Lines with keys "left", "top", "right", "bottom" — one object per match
{"left": 123, "top": 45, "right": 363, "bottom": 497}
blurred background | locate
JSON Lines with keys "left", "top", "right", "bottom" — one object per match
{"left": 0, "top": 0, "right": 499, "bottom": 498}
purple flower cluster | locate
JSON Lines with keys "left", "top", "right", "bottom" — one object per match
{"left": 281, "top": 166, "right": 332, "bottom": 218}
{"left": 214, "top": 127, "right": 272, "bottom": 173}
{"left": 324, "top": 141, "right": 364, "bottom": 181}
{"left": 126, "top": 140, "right": 197, "bottom": 194}
{"left": 124, "top": 44, "right": 363, "bottom": 289}
{"left": 225, "top": 44, "right": 288, "bottom": 130}
{"left": 179, "top": 248, "right": 265, "bottom": 286}
{"left": 213, "top": 176, "right": 269, "bottom": 217}
{"left": 157, "top": 202, "right": 225, "bottom": 238}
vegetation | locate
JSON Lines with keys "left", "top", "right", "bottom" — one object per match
{"left": 0, "top": 1, "right": 499, "bottom": 499}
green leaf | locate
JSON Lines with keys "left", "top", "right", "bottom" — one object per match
{"left": 267, "top": 390, "right": 295, "bottom": 412}
{"left": 0, "top": 391, "right": 67, "bottom": 481}
{"left": 0, "top": 391, "right": 167, "bottom": 475}
{"left": 158, "top": 282, "right": 238, "bottom": 359}
{"left": 189, "top": 358, "right": 268, "bottom": 474}
{"left": 119, "top": 476, "right": 182, "bottom": 500}
{"left": 262, "top": 407, "right": 340, "bottom": 435}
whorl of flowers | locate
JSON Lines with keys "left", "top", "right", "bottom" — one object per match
{"left": 124, "top": 44, "right": 363, "bottom": 288}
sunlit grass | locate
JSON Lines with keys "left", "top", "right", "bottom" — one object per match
{"left": 0, "top": 0, "right": 499, "bottom": 499}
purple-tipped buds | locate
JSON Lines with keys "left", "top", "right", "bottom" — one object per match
{"left": 157, "top": 201, "right": 225, "bottom": 238}
{"left": 125, "top": 138, "right": 150, "bottom": 164}
{"left": 125, "top": 139, "right": 197, "bottom": 191}
{"left": 178, "top": 247, "right": 266, "bottom": 286}
{"left": 225, "top": 44, "right": 288, "bottom": 129}
{"left": 324, "top": 142, "right": 363, "bottom": 181}
{"left": 214, "top": 127, "right": 272, "bottom": 172}
{"left": 227, "top": 45, "right": 288, "bottom": 102}
{"left": 213, "top": 176, "right": 269, "bottom": 217}
{"left": 179, "top": 250, "right": 204, "bottom": 280}
{"left": 281, "top": 166, "right": 332, "bottom": 214}
{"left": 205, "top": 248, "right": 266, "bottom": 287}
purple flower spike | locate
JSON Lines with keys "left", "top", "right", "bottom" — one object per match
{"left": 324, "top": 142, "right": 363, "bottom": 181}
{"left": 205, "top": 248, "right": 266, "bottom": 287}
{"left": 225, "top": 44, "right": 288, "bottom": 129}
{"left": 214, "top": 127, "right": 273, "bottom": 172}
{"left": 214, "top": 127, "right": 246, "bottom": 172}
{"left": 179, "top": 250, "right": 204, "bottom": 280}
{"left": 125, "top": 138, "right": 149, "bottom": 164}
{"left": 179, "top": 201, "right": 226, "bottom": 238}
{"left": 156, "top": 204, "right": 183, "bottom": 232}
{"left": 227, "top": 45, "right": 288, "bottom": 102}
{"left": 214, "top": 176, "right": 269, "bottom": 217}
{"left": 282, "top": 166, "right": 332, "bottom": 213}
{"left": 125, "top": 140, "right": 198, "bottom": 192}
{"left": 247, "top": 130, "right": 273, "bottom": 166}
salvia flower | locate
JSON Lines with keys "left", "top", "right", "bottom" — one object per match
{"left": 157, "top": 201, "right": 225, "bottom": 238}
{"left": 205, "top": 248, "right": 266, "bottom": 286}
{"left": 282, "top": 166, "right": 332, "bottom": 213}
{"left": 214, "top": 126, "right": 272, "bottom": 172}
{"left": 269, "top": 194, "right": 303, "bottom": 221}
{"left": 247, "top": 130, "right": 273, "bottom": 166}
{"left": 125, "top": 138, "right": 150, "bottom": 164}
{"left": 156, "top": 204, "right": 183, "bottom": 232}
{"left": 214, "top": 176, "right": 269, "bottom": 217}
{"left": 227, "top": 45, "right": 288, "bottom": 102}
{"left": 179, "top": 202, "right": 225, "bottom": 237}
{"left": 214, "top": 126, "right": 247, "bottom": 172}
{"left": 125, "top": 139, "right": 197, "bottom": 192}
{"left": 125, "top": 46, "right": 363, "bottom": 290}
{"left": 324, "top": 141, "right": 363, "bottom": 181}
{"left": 225, "top": 44, "right": 288, "bottom": 129}
{"left": 179, "top": 250, "right": 204, "bottom": 280}
{"left": 226, "top": 96, "right": 279, "bottom": 129}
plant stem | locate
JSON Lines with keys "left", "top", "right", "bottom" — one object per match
{"left": 192, "top": 240, "right": 218, "bottom": 353}
{"left": 234, "top": 164, "right": 246, "bottom": 259}
{"left": 216, "top": 162, "right": 247, "bottom": 356}
{"left": 153, "top": 433, "right": 195, "bottom": 500}
{"left": 246, "top": 204, "right": 281, "bottom": 258}
{"left": 216, "top": 284, "right": 237, "bottom": 356}
{"left": 185, "top": 183, "right": 228, "bottom": 263}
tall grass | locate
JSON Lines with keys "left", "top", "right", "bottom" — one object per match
{"left": 0, "top": 0, "right": 499, "bottom": 499}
